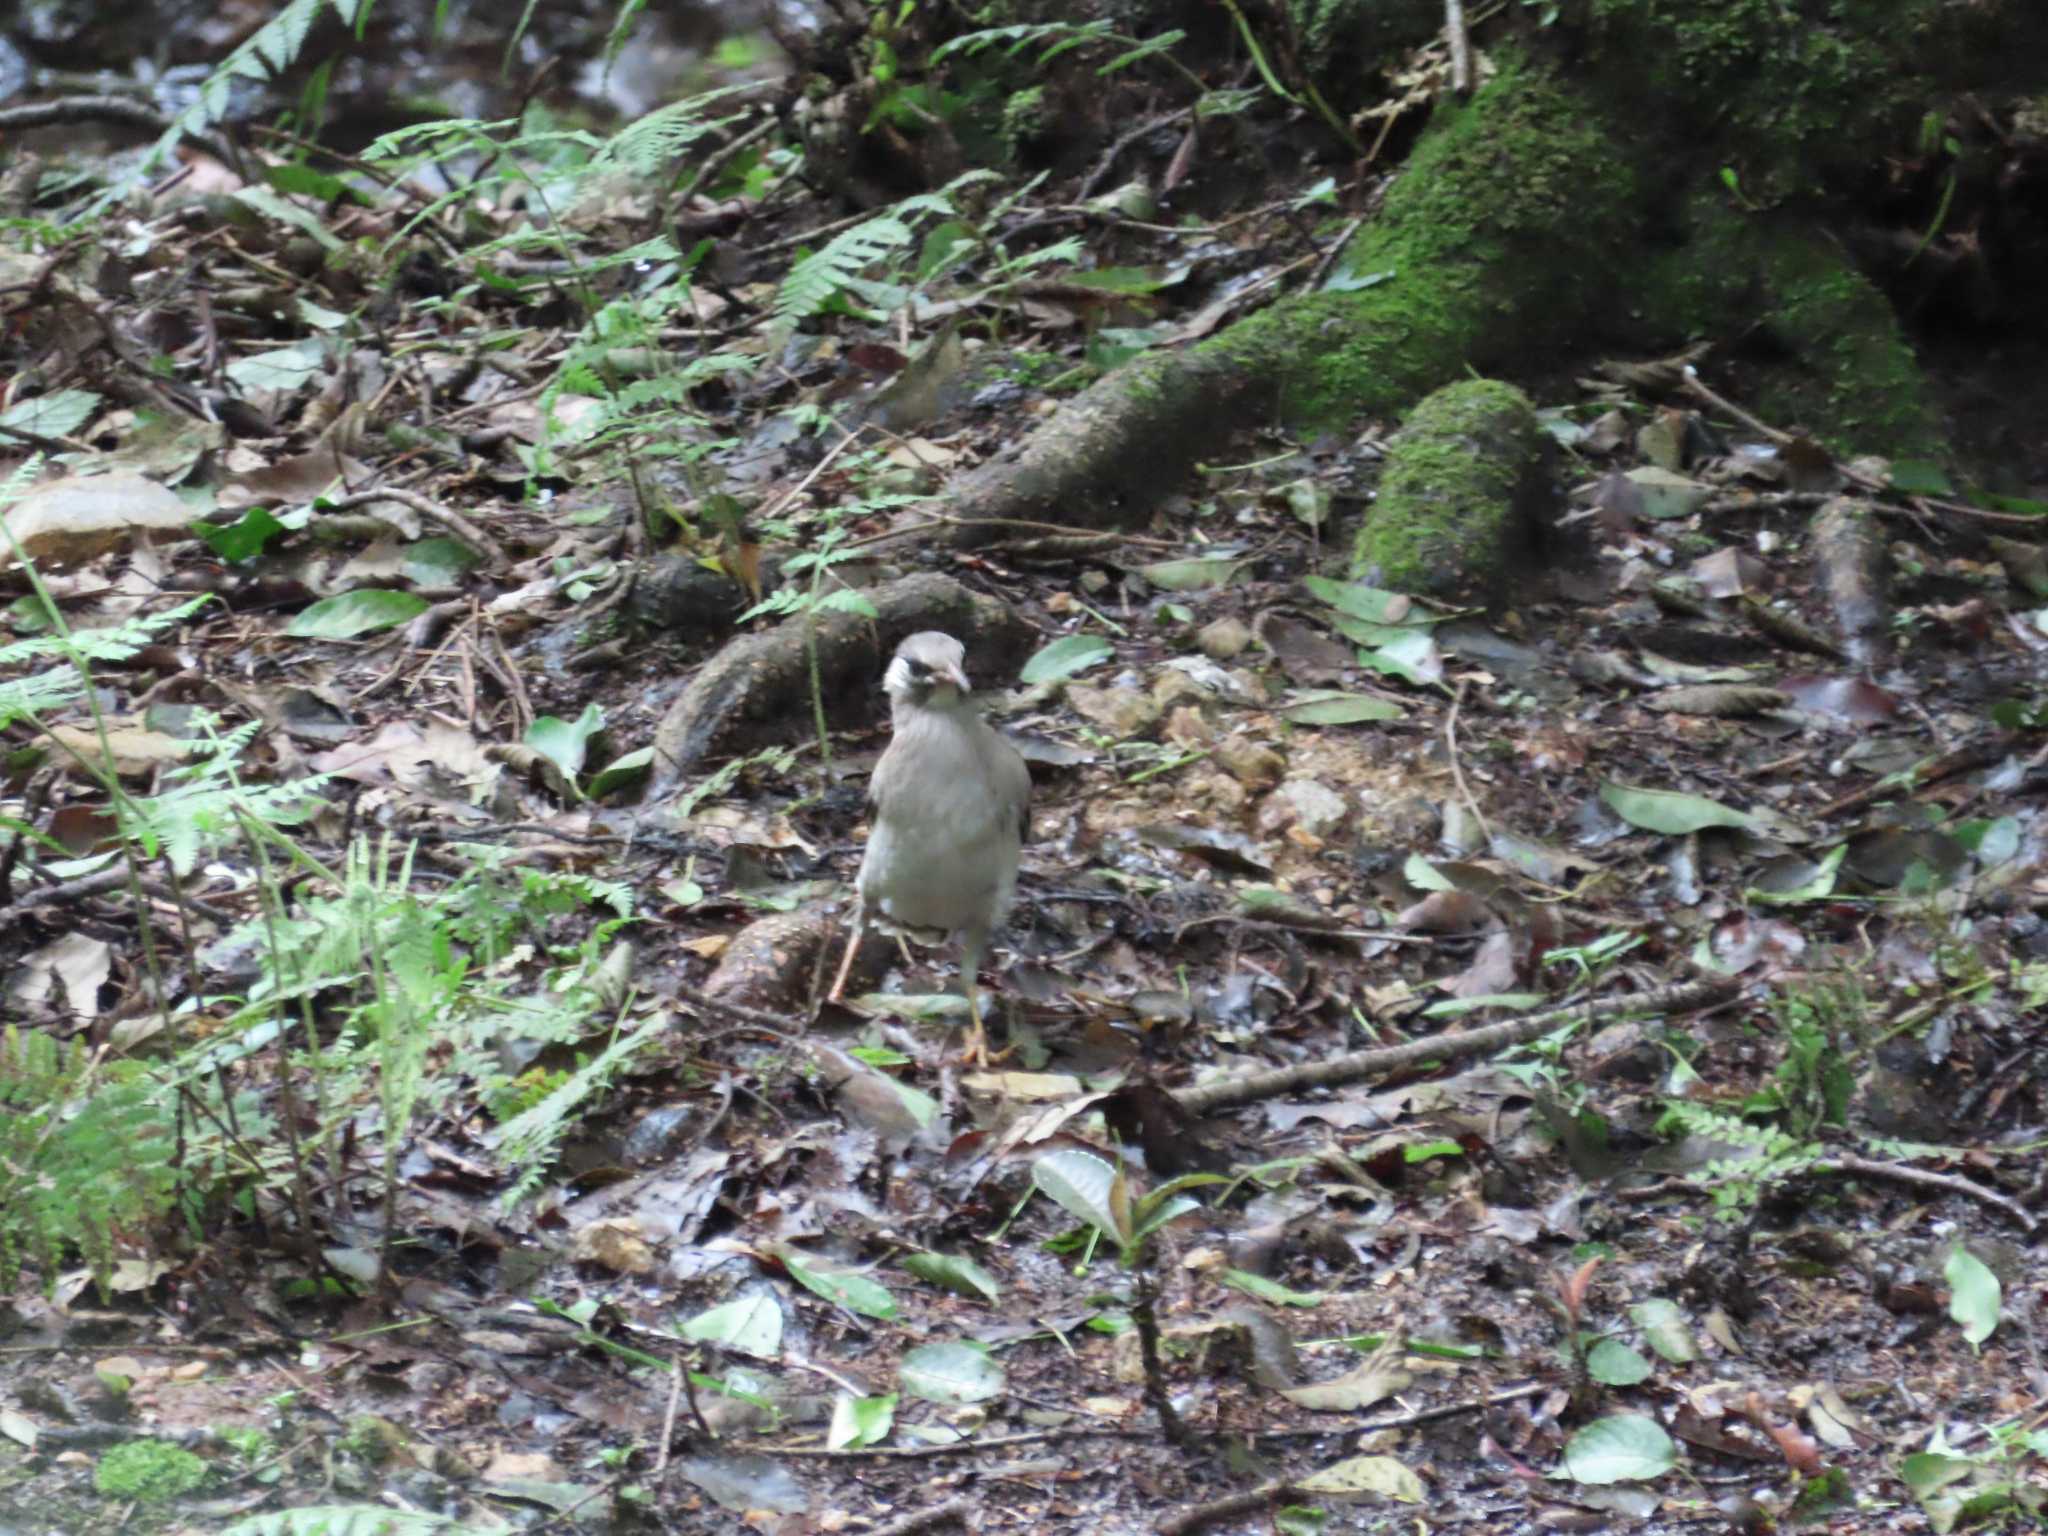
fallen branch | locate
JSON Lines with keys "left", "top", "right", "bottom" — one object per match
{"left": 1172, "top": 975, "right": 1742, "bottom": 1116}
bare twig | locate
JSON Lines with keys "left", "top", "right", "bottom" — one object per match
{"left": 1173, "top": 974, "right": 1743, "bottom": 1115}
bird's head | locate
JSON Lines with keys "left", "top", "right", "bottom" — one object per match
{"left": 884, "top": 631, "right": 973, "bottom": 710}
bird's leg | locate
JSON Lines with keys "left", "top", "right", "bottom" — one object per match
{"left": 957, "top": 929, "right": 1004, "bottom": 1067}
{"left": 827, "top": 895, "right": 865, "bottom": 1004}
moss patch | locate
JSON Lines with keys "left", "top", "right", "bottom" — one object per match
{"left": 94, "top": 1440, "right": 208, "bottom": 1503}
{"left": 1205, "top": 55, "right": 1643, "bottom": 431}
{"left": 1638, "top": 194, "right": 1945, "bottom": 457}
{"left": 1356, "top": 378, "right": 1544, "bottom": 597}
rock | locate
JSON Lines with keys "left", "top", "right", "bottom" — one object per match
{"left": 1198, "top": 616, "right": 1253, "bottom": 659}
{"left": 1067, "top": 684, "right": 1160, "bottom": 738}
{"left": 1214, "top": 733, "right": 1284, "bottom": 788}
{"left": 1151, "top": 668, "right": 1212, "bottom": 710}
{"left": 1259, "top": 779, "right": 1350, "bottom": 838}
{"left": 1185, "top": 770, "right": 1249, "bottom": 815}
{"left": 1163, "top": 705, "right": 1214, "bottom": 746}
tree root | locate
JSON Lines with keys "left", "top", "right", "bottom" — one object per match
{"left": 646, "top": 572, "right": 1032, "bottom": 795}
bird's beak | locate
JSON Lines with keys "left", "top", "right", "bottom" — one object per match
{"left": 940, "top": 664, "right": 972, "bottom": 695}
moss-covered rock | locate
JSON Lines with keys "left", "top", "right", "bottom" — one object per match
{"left": 1355, "top": 378, "right": 1545, "bottom": 598}
{"left": 1639, "top": 194, "right": 1945, "bottom": 456}
{"left": 94, "top": 1440, "right": 208, "bottom": 1503}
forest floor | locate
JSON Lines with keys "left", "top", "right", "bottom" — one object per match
{"left": 2, "top": 9, "right": 2048, "bottom": 1536}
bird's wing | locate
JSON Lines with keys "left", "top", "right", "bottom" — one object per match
{"left": 986, "top": 723, "right": 1032, "bottom": 844}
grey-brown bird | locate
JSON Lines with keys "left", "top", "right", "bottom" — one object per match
{"left": 829, "top": 631, "right": 1031, "bottom": 1064}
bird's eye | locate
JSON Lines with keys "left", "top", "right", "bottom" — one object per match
{"left": 906, "top": 660, "right": 929, "bottom": 677}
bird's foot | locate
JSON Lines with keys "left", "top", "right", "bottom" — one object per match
{"left": 959, "top": 1013, "right": 1013, "bottom": 1068}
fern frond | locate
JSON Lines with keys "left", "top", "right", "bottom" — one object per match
{"left": 598, "top": 88, "right": 755, "bottom": 175}
{"left": 0, "top": 1029, "right": 178, "bottom": 1297}
{"left": 932, "top": 20, "right": 1115, "bottom": 66}
{"left": 147, "top": 0, "right": 334, "bottom": 170}
{"left": 493, "top": 1015, "right": 665, "bottom": 1205}
{"left": 773, "top": 215, "right": 915, "bottom": 331}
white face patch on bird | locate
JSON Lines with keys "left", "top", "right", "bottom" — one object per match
{"left": 884, "top": 631, "right": 972, "bottom": 707}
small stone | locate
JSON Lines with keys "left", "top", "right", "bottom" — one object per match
{"left": 1067, "top": 683, "right": 1161, "bottom": 738}
{"left": 1151, "top": 668, "right": 1211, "bottom": 709}
{"left": 1198, "top": 616, "right": 1253, "bottom": 660}
{"left": 1185, "top": 769, "right": 1248, "bottom": 815}
{"left": 1214, "top": 733, "right": 1285, "bottom": 788}
{"left": 1163, "top": 705, "right": 1214, "bottom": 747}
{"left": 1259, "top": 778, "right": 1349, "bottom": 838}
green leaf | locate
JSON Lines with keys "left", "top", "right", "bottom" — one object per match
{"left": 1600, "top": 781, "right": 1761, "bottom": 835}
{"left": 903, "top": 1252, "right": 1000, "bottom": 1302}
{"left": 196, "top": 507, "right": 287, "bottom": 563}
{"left": 587, "top": 746, "right": 653, "bottom": 800}
{"left": 1282, "top": 690, "right": 1405, "bottom": 725}
{"left": 1629, "top": 1298, "right": 1696, "bottom": 1363}
{"left": 679, "top": 1294, "right": 783, "bottom": 1358}
{"left": 1031, "top": 1147, "right": 1127, "bottom": 1245}
{"left": 1585, "top": 1337, "right": 1653, "bottom": 1386}
{"left": 1560, "top": 1414, "right": 1677, "bottom": 1485}
{"left": 527, "top": 704, "right": 606, "bottom": 783}
{"left": 1303, "top": 575, "right": 1410, "bottom": 623}
{"left": 1062, "top": 266, "right": 1168, "bottom": 294}
{"left": 403, "top": 536, "right": 481, "bottom": 586}
{"left": 1743, "top": 844, "right": 1846, "bottom": 906}
{"left": 1357, "top": 630, "right": 1440, "bottom": 687}
{"left": 1218, "top": 1268, "right": 1325, "bottom": 1307}
{"left": 780, "top": 1250, "right": 898, "bottom": 1320}
{"left": 1900, "top": 1450, "right": 1980, "bottom": 1497}
{"left": 1135, "top": 557, "right": 1247, "bottom": 591}
{"left": 1020, "top": 633, "right": 1113, "bottom": 685}
{"left": 827, "top": 1391, "right": 896, "bottom": 1450}
{"left": 1944, "top": 1246, "right": 2000, "bottom": 1347}
{"left": 1324, "top": 265, "right": 1394, "bottom": 293}
{"left": 1295, "top": 1454, "right": 1424, "bottom": 1500}
{"left": 1402, "top": 854, "right": 1454, "bottom": 891}
{"left": 225, "top": 338, "right": 327, "bottom": 393}
{"left": 899, "top": 1340, "right": 1005, "bottom": 1404}
{"left": 0, "top": 388, "right": 102, "bottom": 438}
{"left": 1888, "top": 459, "right": 1956, "bottom": 496}
{"left": 1625, "top": 467, "right": 1710, "bottom": 521}
{"left": 234, "top": 185, "right": 343, "bottom": 250}
{"left": 285, "top": 588, "right": 429, "bottom": 638}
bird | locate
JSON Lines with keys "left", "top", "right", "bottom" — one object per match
{"left": 828, "top": 631, "right": 1031, "bottom": 1065}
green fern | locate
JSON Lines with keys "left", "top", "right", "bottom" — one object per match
{"left": 0, "top": 1029, "right": 178, "bottom": 1297}
{"left": 773, "top": 214, "right": 916, "bottom": 332}
{"left": 147, "top": 0, "right": 364, "bottom": 173}
{"left": 1658, "top": 1100, "right": 1821, "bottom": 1210}
{"left": 932, "top": 19, "right": 1119, "bottom": 68}
{"left": 0, "top": 596, "right": 213, "bottom": 733}
{"left": 596, "top": 86, "right": 755, "bottom": 175}
{"left": 492, "top": 1014, "right": 666, "bottom": 1206}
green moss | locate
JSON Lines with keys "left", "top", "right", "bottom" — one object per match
{"left": 1203, "top": 55, "right": 1643, "bottom": 430}
{"left": 999, "top": 85, "right": 1047, "bottom": 160}
{"left": 1582, "top": 0, "right": 1947, "bottom": 202}
{"left": 338, "top": 1415, "right": 401, "bottom": 1465}
{"left": 1356, "top": 379, "right": 1543, "bottom": 596}
{"left": 94, "top": 1441, "right": 208, "bottom": 1503}
{"left": 1636, "top": 195, "right": 1944, "bottom": 457}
